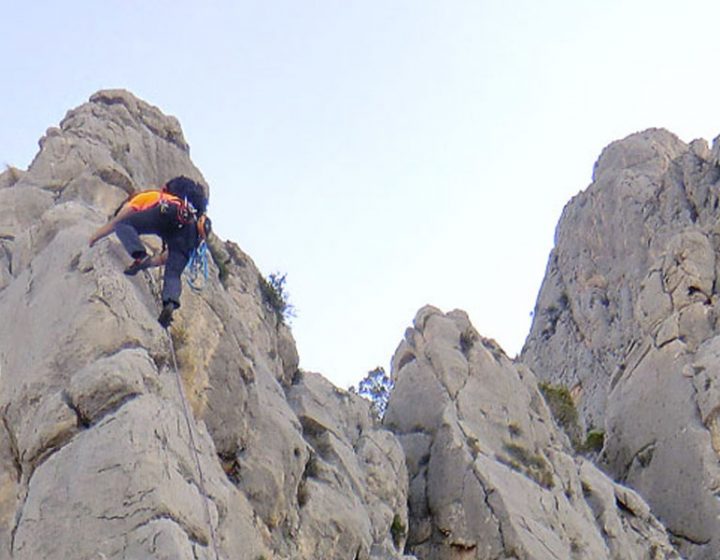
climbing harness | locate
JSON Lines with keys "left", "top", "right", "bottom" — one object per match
{"left": 168, "top": 332, "right": 221, "bottom": 560}
{"left": 185, "top": 240, "right": 209, "bottom": 292}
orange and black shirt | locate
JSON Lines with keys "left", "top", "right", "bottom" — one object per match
{"left": 127, "top": 190, "right": 184, "bottom": 211}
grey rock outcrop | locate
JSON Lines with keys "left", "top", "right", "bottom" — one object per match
{"left": 3, "top": 90, "right": 704, "bottom": 560}
{"left": 0, "top": 90, "right": 411, "bottom": 559}
{"left": 385, "top": 305, "right": 678, "bottom": 559}
{"left": 522, "top": 129, "right": 695, "bottom": 430}
{"left": 522, "top": 128, "right": 720, "bottom": 558}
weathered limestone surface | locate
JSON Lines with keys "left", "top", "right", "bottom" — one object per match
{"left": 386, "top": 305, "right": 678, "bottom": 560}
{"left": 0, "top": 90, "right": 411, "bottom": 560}
{"left": 522, "top": 128, "right": 720, "bottom": 558}
{"left": 522, "top": 129, "right": 696, "bottom": 429}
{"left": 3, "top": 91, "right": 703, "bottom": 560}
{"left": 287, "top": 371, "right": 410, "bottom": 559}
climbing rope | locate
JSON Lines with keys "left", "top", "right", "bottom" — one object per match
{"left": 185, "top": 240, "right": 209, "bottom": 292}
{"left": 142, "top": 260, "right": 220, "bottom": 558}
{"left": 167, "top": 332, "right": 221, "bottom": 560}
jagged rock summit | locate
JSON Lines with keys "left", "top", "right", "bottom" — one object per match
{"left": 386, "top": 306, "right": 677, "bottom": 559}
{"left": 522, "top": 128, "right": 720, "bottom": 559}
{"left": 0, "top": 90, "right": 411, "bottom": 560}
{"left": 0, "top": 90, "right": 688, "bottom": 559}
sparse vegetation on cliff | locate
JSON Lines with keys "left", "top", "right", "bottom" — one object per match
{"left": 350, "top": 366, "right": 393, "bottom": 420}
{"left": 259, "top": 271, "right": 295, "bottom": 324}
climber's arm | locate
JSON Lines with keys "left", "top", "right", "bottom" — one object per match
{"left": 89, "top": 205, "right": 135, "bottom": 247}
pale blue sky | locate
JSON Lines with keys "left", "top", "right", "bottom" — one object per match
{"left": 4, "top": 1, "right": 720, "bottom": 388}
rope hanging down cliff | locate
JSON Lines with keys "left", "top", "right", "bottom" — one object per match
{"left": 167, "top": 331, "right": 221, "bottom": 560}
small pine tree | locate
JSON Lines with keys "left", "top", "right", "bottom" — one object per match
{"left": 351, "top": 367, "right": 394, "bottom": 419}
{"left": 259, "top": 271, "right": 296, "bottom": 323}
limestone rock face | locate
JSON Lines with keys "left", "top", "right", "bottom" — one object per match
{"left": 0, "top": 90, "right": 410, "bottom": 560}
{"left": 4, "top": 90, "right": 703, "bottom": 560}
{"left": 287, "top": 371, "right": 411, "bottom": 559}
{"left": 522, "top": 128, "right": 720, "bottom": 558}
{"left": 522, "top": 128, "right": 694, "bottom": 430}
{"left": 386, "top": 306, "right": 678, "bottom": 560}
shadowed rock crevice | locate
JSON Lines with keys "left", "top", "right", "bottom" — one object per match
{"left": 0, "top": 412, "right": 21, "bottom": 483}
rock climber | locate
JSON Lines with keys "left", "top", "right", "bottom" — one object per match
{"left": 89, "top": 176, "right": 210, "bottom": 327}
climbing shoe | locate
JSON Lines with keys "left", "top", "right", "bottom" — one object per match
{"left": 124, "top": 255, "right": 152, "bottom": 276}
{"left": 158, "top": 302, "right": 176, "bottom": 328}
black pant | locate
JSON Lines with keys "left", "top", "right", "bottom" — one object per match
{"left": 115, "top": 204, "right": 198, "bottom": 307}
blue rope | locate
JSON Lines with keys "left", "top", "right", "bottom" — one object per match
{"left": 185, "top": 240, "right": 209, "bottom": 291}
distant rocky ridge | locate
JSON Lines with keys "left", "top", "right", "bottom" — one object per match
{"left": 0, "top": 90, "right": 701, "bottom": 559}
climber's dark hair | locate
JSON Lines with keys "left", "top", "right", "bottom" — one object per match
{"left": 164, "top": 176, "right": 208, "bottom": 216}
